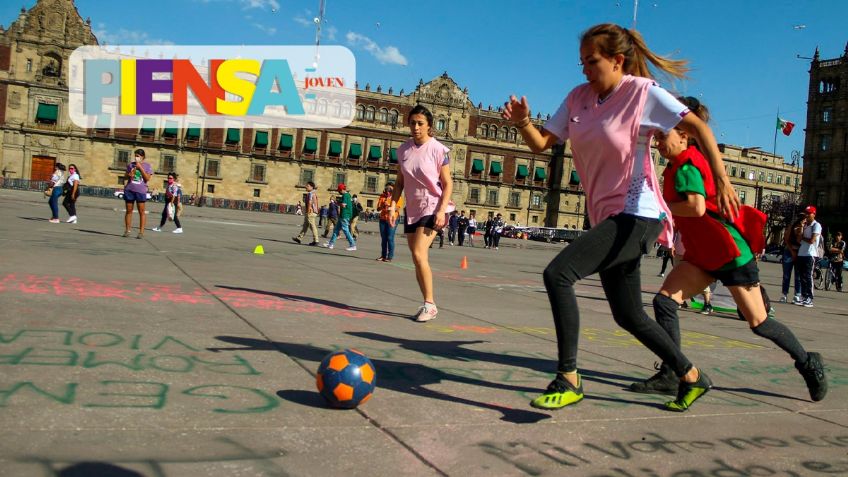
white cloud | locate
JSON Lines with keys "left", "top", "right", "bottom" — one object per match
{"left": 325, "top": 25, "right": 338, "bottom": 41}
{"left": 94, "top": 23, "right": 173, "bottom": 45}
{"left": 294, "top": 16, "right": 313, "bottom": 27}
{"left": 240, "top": 0, "right": 280, "bottom": 10}
{"left": 345, "top": 32, "right": 407, "bottom": 66}
{"left": 252, "top": 23, "right": 277, "bottom": 35}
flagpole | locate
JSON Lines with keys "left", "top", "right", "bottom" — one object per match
{"left": 773, "top": 107, "right": 779, "bottom": 159}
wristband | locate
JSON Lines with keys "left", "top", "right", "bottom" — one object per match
{"left": 513, "top": 116, "right": 531, "bottom": 128}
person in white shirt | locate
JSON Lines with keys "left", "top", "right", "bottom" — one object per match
{"left": 795, "top": 205, "right": 822, "bottom": 307}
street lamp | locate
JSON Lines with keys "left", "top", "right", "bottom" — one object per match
{"left": 748, "top": 170, "right": 763, "bottom": 210}
{"left": 791, "top": 150, "right": 801, "bottom": 221}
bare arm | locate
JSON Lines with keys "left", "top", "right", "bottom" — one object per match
{"left": 502, "top": 96, "right": 560, "bottom": 153}
{"left": 668, "top": 192, "right": 706, "bottom": 218}
{"left": 677, "top": 113, "right": 740, "bottom": 220}
{"left": 388, "top": 173, "right": 404, "bottom": 227}
{"left": 433, "top": 164, "right": 453, "bottom": 229}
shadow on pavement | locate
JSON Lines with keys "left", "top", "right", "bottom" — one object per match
{"left": 215, "top": 285, "right": 410, "bottom": 320}
{"left": 77, "top": 229, "right": 127, "bottom": 238}
{"left": 58, "top": 462, "right": 144, "bottom": 476}
{"left": 211, "top": 335, "right": 552, "bottom": 424}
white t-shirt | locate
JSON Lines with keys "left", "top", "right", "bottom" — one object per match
{"left": 545, "top": 84, "right": 687, "bottom": 219}
{"left": 798, "top": 220, "right": 822, "bottom": 257}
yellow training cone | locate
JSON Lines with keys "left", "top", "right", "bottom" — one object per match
{"left": 253, "top": 245, "right": 265, "bottom": 255}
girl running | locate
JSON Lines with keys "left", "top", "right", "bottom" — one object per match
{"left": 503, "top": 23, "right": 738, "bottom": 412}
{"left": 629, "top": 97, "right": 827, "bottom": 402}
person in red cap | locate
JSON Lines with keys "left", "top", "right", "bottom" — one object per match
{"left": 795, "top": 205, "right": 822, "bottom": 306}
{"left": 322, "top": 183, "right": 356, "bottom": 251}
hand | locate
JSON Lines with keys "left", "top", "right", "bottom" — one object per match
{"left": 502, "top": 95, "right": 530, "bottom": 123}
{"left": 389, "top": 214, "right": 397, "bottom": 228}
{"left": 715, "top": 175, "right": 740, "bottom": 220}
{"left": 433, "top": 211, "right": 447, "bottom": 230}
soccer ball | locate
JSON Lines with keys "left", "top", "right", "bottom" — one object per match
{"left": 316, "top": 349, "right": 376, "bottom": 408}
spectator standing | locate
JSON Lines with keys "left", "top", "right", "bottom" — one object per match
{"left": 293, "top": 181, "right": 320, "bottom": 245}
{"left": 123, "top": 148, "right": 153, "bottom": 239}
{"left": 795, "top": 206, "right": 822, "bottom": 307}
{"left": 62, "top": 164, "right": 81, "bottom": 224}
{"left": 829, "top": 231, "right": 844, "bottom": 292}
{"left": 448, "top": 211, "right": 459, "bottom": 245}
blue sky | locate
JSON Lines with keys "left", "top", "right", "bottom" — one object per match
{"left": 4, "top": 0, "right": 846, "bottom": 164}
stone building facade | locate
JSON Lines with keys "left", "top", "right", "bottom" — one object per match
{"left": 803, "top": 44, "right": 848, "bottom": 235}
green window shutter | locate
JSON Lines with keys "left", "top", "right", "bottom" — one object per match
{"left": 471, "top": 158, "right": 484, "bottom": 173}
{"left": 186, "top": 124, "right": 201, "bottom": 139}
{"left": 329, "top": 140, "right": 342, "bottom": 156}
{"left": 348, "top": 143, "right": 362, "bottom": 159}
{"left": 254, "top": 131, "right": 268, "bottom": 147}
{"left": 303, "top": 137, "right": 318, "bottom": 153}
{"left": 95, "top": 112, "right": 112, "bottom": 129}
{"left": 140, "top": 118, "right": 156, "bottom": 134}
{"left": 490, "top": 161, "right": 502, "bottom": 174}
{"left": 569, "top": 170, "right": 580, "bottom": 185}
{"left": 389, "top": 148, "right": 398, "bottom": 163}
{"left": 534, "top": 166, "right": 547, "bottom": 181}
{"left": 369, "top": 145, "right": 382, "bottom": 160}
{"left": 226, "top": 128, "right": 240, "bottom": 144}
{"left": 163, "top": 120, "right": 178, "bottom": 137}
{"left": 36, "top": 103, "right": 58, "bottom": 122}
{"left": 516, "top": 164, "right": 528, "bottom": 179}
{"left": 279, "top": 133, "right": 293, "bottom": 150}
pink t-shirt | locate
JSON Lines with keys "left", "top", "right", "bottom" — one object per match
{"left": 398, "top": 137, "right": 451, "bottom": 224}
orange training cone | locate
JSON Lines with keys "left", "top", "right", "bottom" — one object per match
{"left": 460, "top": 256, "right": 468, "bottom": 269}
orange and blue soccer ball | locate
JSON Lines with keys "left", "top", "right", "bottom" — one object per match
{"left": 316, "top": 349, "right": 376, "bottom": 408}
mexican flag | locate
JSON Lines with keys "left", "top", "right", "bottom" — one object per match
{"left": 777, "top": 117, "right": 795, "bottom": 136}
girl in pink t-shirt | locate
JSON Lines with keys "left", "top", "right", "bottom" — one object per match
{"left": 389, "top": 105, "right": 454, "bottom": 322}
{"left": 503, "top": 23, "right": 739, "bottom": 412}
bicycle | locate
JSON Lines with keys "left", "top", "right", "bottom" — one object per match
{"left": 813, "top": 257, "right": 841, "bottom": 291}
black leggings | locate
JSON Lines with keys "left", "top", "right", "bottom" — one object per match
{"left": 62, "top": 195, "right": 77, "bottom": 217}
{"left": 159, "top": 203, "right": 182, "bottom": 228}
{"left": 542, "top": 214, "right": 693, "bottom": 377}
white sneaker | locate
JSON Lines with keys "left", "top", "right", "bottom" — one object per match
{"left": 802, "top": 298, "right": 814, "bottom": 308}
{"left": 322, "top": 242, "right": 334, "bottom": 249}
{"left": 345, "top": 246, "right": 357, "bottom": 251}
{"left": 779, "top": 295, "right": 787, "bottom": 303}
{"left": 413, "top": 303, "right": 438, "bottom": 322}
{"left": 793, "top": 295, "right": 802, "bottom": 304}
{"left": 172, "top": 228, "right": 183, "bottom": 234}
{"left": 66, "top": 216, "right": 77, "bottom": 223}
{"left": 152, "top": 227, "right": 162, "bottom": 232}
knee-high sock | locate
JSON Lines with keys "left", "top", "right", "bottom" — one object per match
{"left": 751, "top": 318, "right": 808, "bottom": 364}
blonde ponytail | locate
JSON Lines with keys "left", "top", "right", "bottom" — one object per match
{"left": 581, "top": 24, "right": 689, "bottom": 81}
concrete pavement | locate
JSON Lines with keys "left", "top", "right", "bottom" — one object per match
{"left": 0, "top": 188, "right": 845, "bottom": 477}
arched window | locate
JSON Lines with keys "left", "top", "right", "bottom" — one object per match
{"left": 365, "top": 106, "right": 375, "bottom": 121}
{"left": 342, "top": 102, "right": 353, "bottom": 119}
{"left": 500, "top": 126, "right": 509, "bottom": 141}
{"left": 436, "top": 118, "right": 446, "bottom": 131}
{"left": 332, "top": 101, "right": 341, "bottom": 117}
{"left": 378, "top": 108, "right": 388, "bottom": 123}
{"left": 356, "top": 104, "right": 365, "bottom": 120}
{"left": 480, "top": 125, "right": 488, "bottom": 138}
{"left": 509, "top": 128, "right": 518, "bottom": 141}
{"left": 389, "top": 109, "right": 399, "bottom": 127}
{"left": 489, "top": 126, "right": 497, "bottom": 139}
{"left": 317, "top": 99, "right": 328, "bottom": 115}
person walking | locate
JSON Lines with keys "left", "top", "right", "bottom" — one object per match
{"left": 350, "top": 194, "right": 363, "bottom": 239}
{"left": 323, "top": 198, "right": 338, "bottom": 238}
{"left": 319, "top": 204, "right": 327, "bottom": 227}
{"left": 502, "top": 23, "right": 737, "bottom": 411}
{"left": 123, "top": 148, "right": 153, "bottom": 239}
{"left": 322, "top": 183, "right": 356, "bottom": 251}
{"left": 293, "top": 181, "right": 320, "bottom": 245}
{"left": 46, "top": 163, "right": 66, "bottom": 223}
{"left": 781, "top": 217, "right": 804, "bottom": 303}
{"left": 448, "top": 211, "right": 459, "bottom": 245}
{"left": 491, "top": 213, "right": 505, "bottom": 250}
{"left": 388, "top": 104, "right": 454, "bottom": 322}
{"left": 152, "top": 172, "right": 184, "bottom": 233}
{"left": 483, "top": 214, "right": 494, "bottom": 248}
{"left": 457, "top": 211, "right": 469, "bottom": 246}
{"left": 795, "top": 206, "right": 822, "bottom": 307}
{"left": 62, "top": 164, "right": 81, "bottom": 224}
{"left": 377, "top": 182, "right": 403, "bottom": 262}
{"left": 829, "top": 231, "right": 845, "bottom": 292}
{"left": 628, "top": 96, "right": 827, "bottom": 403}
{"left": 467, "top": 212, "right": 477, "bottom": 247}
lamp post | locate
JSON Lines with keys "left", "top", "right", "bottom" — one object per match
{"left": 198, "top": 138, "right": 208, "bottom": 207}
{"left": 748, "top": 170, "right": 762, "bottom": 210}
{"left": 790, "top": 150, "right": 801, "bottom": 221}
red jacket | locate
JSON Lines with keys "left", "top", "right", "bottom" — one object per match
{"left": 662, "top": 146, "right": 766, "bottom": 271}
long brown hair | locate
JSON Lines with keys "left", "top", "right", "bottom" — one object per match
{"left": 581, "top": 23, "right": 689, "bottom": 80}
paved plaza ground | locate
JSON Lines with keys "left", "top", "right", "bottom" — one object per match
{"left": 0, "top": 188, "right": 846, "bottom": 477}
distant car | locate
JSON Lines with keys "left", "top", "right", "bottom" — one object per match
{"left": 760, "top": 248, "right": 783, "bottom": 263}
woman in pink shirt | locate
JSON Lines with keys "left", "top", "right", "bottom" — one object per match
{"left": 389, "top": 105, "right": 454, "bottom": 322}
{"left": 503, "top": 23, "right": 739, "bottom": 412}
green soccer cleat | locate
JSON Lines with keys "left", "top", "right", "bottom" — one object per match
{"left": 530, "top": 374, "right": 584, "bottom": 410}
{"left": 665, "top": 370, "right": 712, "bottom": 412}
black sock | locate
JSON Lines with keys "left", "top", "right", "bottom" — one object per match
{"left": 751, "top": 318, "right": 808, "bottom": 364}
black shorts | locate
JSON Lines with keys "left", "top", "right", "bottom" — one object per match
{"left": 404, "top": 215, "right": 436, "bottom": 234}
{"left": 706, "top": 258, "right": 760, "bottom": 287}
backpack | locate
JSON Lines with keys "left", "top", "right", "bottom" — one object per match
{"left": 816, "top": 236, "right": 825, "bottom": 258}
